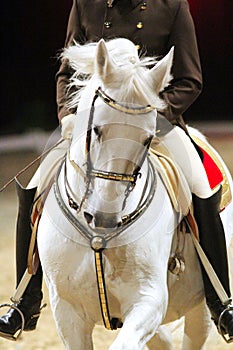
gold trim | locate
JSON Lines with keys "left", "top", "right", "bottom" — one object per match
{"left": 96, "top": 88, "right": 155, "bottom": 115}
{"left": 91, "top": 169, "right": 135, "bottom": 183}
{"left": 95, "top": 252, "right": 112, "bottom": 330}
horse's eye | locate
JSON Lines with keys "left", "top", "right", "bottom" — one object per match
{"left": 93, "top": 126, "right": 102, "bottom": 140}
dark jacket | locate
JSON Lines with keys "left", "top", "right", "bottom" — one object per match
{"left": 56, "top": 0, "right": 202, "bottom": 131}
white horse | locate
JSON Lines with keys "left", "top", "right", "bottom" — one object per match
{"left": 37, "top": 38, "right": 233, "bottom": 350}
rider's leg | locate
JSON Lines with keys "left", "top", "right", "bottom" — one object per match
{"left": 0, "top": 182, "right": 43, "bottom": 338}
{"left": 156, "top": 126, "right": 233, "bottom": 338}
{"left": 153, "top": 126, "right": 212, "bottom": 198}
{"left": 0, "top": 141, "right": 68, "bottom": 339}
{"left": 192, "top": 189, "right": 233, "bottom": 337}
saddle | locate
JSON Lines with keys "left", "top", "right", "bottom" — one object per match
{"left": 150, "top": 137, "right": 232, "bottom": 278}
{"left": 149, "top": 148, "right": 191, "bottom": 217}
{"left": 150, "top": 135, "right": 232, "bottom": 215}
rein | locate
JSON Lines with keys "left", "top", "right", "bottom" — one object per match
{"left": 55, "top": 87, "right": 156, "bottom": 330}
{"left": 0, "top": 139, "right": 65, "bottom": 193}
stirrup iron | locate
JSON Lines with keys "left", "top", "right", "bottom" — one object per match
{"left": 218, "top": 304, "right": 233, "bottom": 343}
{"left": 0, "top": 303, "right": 25, "bottom": 341}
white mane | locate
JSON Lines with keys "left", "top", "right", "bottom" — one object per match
{"left": 62, "top": 38, "right": 171, "bottom": 111}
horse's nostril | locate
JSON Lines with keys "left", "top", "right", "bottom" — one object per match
{"left": 84, "top": 212, "right": 93, "bottom": 224}
{"left": 94, "top": 213, "right": 119, "bottom": 229}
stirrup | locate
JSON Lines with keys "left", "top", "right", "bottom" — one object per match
{"left": 0, "top": 303, "right": 25, "bottom": 341}
{"left": 0, "top": 302, "right": 46, "bottom": 341}
{"left": 218, "top": 304, "right": 233, "bottom": 343}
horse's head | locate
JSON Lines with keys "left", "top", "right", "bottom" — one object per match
{"left": 63, "top": 38, "right": 174, "bottom": 230}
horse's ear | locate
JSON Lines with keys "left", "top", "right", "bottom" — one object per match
{"left": 96, "top": 39, "right": 114, "bottom": 82}
{"left": 149, "top": 47, "right": 174, "bottom": 94}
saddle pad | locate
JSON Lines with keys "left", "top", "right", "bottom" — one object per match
{"left": 191, "top": 135, "right": 232, "bottom": 211}
{"left": 149, "top": 148, "right": 191, "bottom": 216}
{"left": 199, "top": 146, "right": 223, "bottom": 189}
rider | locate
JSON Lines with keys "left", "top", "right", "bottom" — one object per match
{"left": 0, "top": 0, "right": 232, "bottom": 341}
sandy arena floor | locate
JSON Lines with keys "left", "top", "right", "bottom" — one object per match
{"left": 0, "top": 135, "right": 232, "bottom": 349}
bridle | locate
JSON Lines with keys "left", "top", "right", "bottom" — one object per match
{"left": 86, "top": 88, "right": 155, "bottom": 187}
{"left": 54, "top": 87, "right": 157, "bottom": 330}
{"left": 65, "top": 86, "right": 156, "bottom": 214}
{"left": 95, "top": 87, "right": 155, "bottom": 115}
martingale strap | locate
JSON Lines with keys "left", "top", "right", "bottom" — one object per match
{"left": 94, "top": 251, "right": 122, "bottom": 330}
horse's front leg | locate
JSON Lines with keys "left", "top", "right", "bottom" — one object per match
{"left": 182, "top": 300, "right": 211, "bottom": 350}
{"left": 109, "top": 283, "right": 168, "bottom": 350}
{"left": 48, "top": 287, "right": 95, "bottom": 350}
{"left": 147, "top": 325, "right": 174, "bottom": 350}
{"left": 38, "top": 212, "right": 96, "bottom": 350}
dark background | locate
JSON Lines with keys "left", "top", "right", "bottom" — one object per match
{"left": 0, "top": 0, "right": 232, "bottom": 135}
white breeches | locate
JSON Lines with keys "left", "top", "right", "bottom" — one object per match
{"left": 27, "top": 127, "right": 212, "bottom": 199}
{"left": 153, "top": 126, "right": 212, "bottom": 199}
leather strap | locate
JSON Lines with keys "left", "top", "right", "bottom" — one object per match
{"left": 188, "top": 221, "right": 231, "bottom": 306}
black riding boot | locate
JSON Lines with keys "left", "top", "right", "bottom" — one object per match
{"left": 193, "top": 187, "right": 233, "bottom": 340}
{"left": 0, "top": 181, "right": 43, "bottom": 339}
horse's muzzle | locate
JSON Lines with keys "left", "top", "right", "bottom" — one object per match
{"left": 84, "top": 211, "right": 120, "bottom": 229}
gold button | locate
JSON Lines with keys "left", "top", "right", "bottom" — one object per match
{"left": 135, "top": 44, "right": 141, "bottom": 50}
{"left": 104, "top": 21, "right": 112, "bottom": 29}
{"left": 140, "top": 2, "right": 147, "bottom": 10}
{"left": 136, "top": 22, "right": 143, "bottom": 29}
{"left": 107, "top": 0, "right": 113, "bottom": 7}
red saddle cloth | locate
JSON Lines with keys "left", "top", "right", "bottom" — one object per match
{"left": 200, "top": 146, "right": 223, "bottom": 189}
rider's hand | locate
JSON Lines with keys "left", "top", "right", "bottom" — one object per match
{"left": 60, "top": 114, "right": 76, "bottom": 140}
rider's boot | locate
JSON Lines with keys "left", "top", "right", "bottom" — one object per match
{"left": 192, "top": 186, "right": 233, "bottom": 340}
{"left": 0, "top": 181, "right": 43, "bottom": 339}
